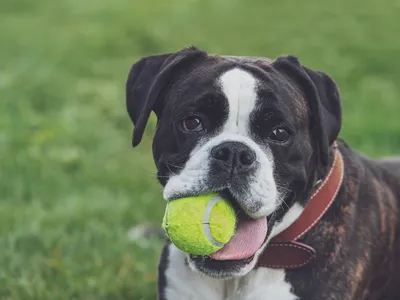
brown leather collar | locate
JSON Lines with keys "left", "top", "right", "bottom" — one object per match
{"left": 256, "top": 145, "right": 344, "bottom": 269}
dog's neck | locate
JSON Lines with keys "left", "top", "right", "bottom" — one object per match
{"left": 271, "top": 143, "right": 338, "bottom": 233}
{"left": 256, "top": 144, "right": 344, "bottom": 269}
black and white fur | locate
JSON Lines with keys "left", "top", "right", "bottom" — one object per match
{"left": 126, "top": 47, "right": 400, "bottom": 300}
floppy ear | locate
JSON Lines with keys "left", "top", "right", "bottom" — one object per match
{"left": 273, "top": 55, "right": 342, "bottom": 167}
{"left": 126, "top": 46, "right": 207, "bottom": 147}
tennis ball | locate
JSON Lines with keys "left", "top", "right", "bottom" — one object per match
{"left": 162, "top": 194, "right": 236, "bottom": 256}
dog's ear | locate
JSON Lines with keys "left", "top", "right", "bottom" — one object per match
{"left": 273, "top": 55, "right": 342, "bottom": 167}
{"left": 126, "top": 46, "right": 207, "bottom": 147}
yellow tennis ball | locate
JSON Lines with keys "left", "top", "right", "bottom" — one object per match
{"left": 162, "top": 194, "right": 236, "bottom": 255}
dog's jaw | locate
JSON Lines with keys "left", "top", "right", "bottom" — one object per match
{"left": 184, "top": 203, "right": 305, "bottom": 279}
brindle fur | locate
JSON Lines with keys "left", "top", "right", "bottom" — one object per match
{"left": 285, "top": 141, "right": 400, "bottom": 300}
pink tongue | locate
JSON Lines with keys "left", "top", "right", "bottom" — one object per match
{"left": 210, "top": 216, "right": 268, "bottom": 261}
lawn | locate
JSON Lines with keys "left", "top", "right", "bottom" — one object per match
{"left": 0, "top": 0, "right": 399, "bottom": 299}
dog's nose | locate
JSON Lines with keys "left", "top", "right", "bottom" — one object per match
{"left": 211, "top": 141, "right": 256, "bottom": 172}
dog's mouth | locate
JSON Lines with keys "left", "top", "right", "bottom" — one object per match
{"left": 187, "top": 189, "right": 275, "bottom": 277}
{"left": 209, "top": 209, "right": 268, "bottom": 260}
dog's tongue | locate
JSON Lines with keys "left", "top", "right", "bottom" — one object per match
{"left": 210, "top": 216, "right": 267, "bottom": 261}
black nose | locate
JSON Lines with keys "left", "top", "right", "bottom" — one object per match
{"left": 211, "top": 141, "right": 256, "bottom": 173}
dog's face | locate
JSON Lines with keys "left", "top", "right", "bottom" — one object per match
{"left": 126, "top": 47, "right": 341, "bottom": 278}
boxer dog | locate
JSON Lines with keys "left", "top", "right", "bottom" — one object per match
{"left": 125, "top": 46, "right": 400, "bottom": 300}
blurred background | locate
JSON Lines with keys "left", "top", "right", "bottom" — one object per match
{"left": 1, "top": 0, "right": 399, "bottom": 299}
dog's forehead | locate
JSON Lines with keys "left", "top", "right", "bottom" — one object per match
{"left": 183, "top": 54, "right": 272, "bottom": 77}
{"left": 217, "top": 55, "right": 307, "bottom": 119}
{"left": 218, "top": 54, "right": 273, "bottom": 65}
{"left": 172, "top": 54, "right": 308, "bottom": 121}
{"left": 180, "top": 54, "right": 274, "bottom": 89}
{"left": 206, "top": 54, "right": 274, "bottom": 75}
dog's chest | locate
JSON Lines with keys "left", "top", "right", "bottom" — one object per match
{"left": 224, "top": 268, "right": 298, "bottom": 300}
{"left": 163, "top": 244, "right": 298, "bottom": 300}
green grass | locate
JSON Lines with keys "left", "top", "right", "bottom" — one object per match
{"left": 0, "top": 0, "right": 399, "bottom": 298}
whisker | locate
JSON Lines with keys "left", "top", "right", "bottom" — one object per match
{"left": 157, "top": 175, "right": 171, "bottom": 178}
{"left": 166, "top": 164, "right": 178, "bottom": 177}
{"left": 277, "top": 185, "right": 293, "bottom": 193}
{"left": 165, "top": 162, "right": 184, "bottom": 170}
{"left": 280, "top": 198, "right": 290, "bottom": 210}
{"left": 137, "top": 167, "right": 158, "bottom": 177}
{"left": 136, "top": 167, "right": 172, "bottom": 179}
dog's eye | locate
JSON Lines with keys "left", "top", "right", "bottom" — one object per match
{"left": 269, "top": 127, "right": 289, "bottom": 142}
{"left": 182, "top": 116, "right": 204, "bottom": 132}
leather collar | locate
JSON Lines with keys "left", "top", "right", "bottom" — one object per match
{"left": 256, "top": 144, "right": 344, "bottom": 269}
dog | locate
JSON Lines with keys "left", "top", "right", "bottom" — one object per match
{"left": 125, "top": 46, "right": 400, "bottom": 300}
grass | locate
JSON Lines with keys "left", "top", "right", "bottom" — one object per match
{"left": 0, "top": 0, "right": 399, "bottom": 299}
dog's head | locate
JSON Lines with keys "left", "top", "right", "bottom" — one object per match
{"left": 126, "top": 47, "right": 342, "bottom": 278}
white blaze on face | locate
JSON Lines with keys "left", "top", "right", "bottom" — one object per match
{"left": 219, "top": 68, "right": 258, "bottom": 135}
{"left": 163, "top": 67, "right": 279, "bottom": 219}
